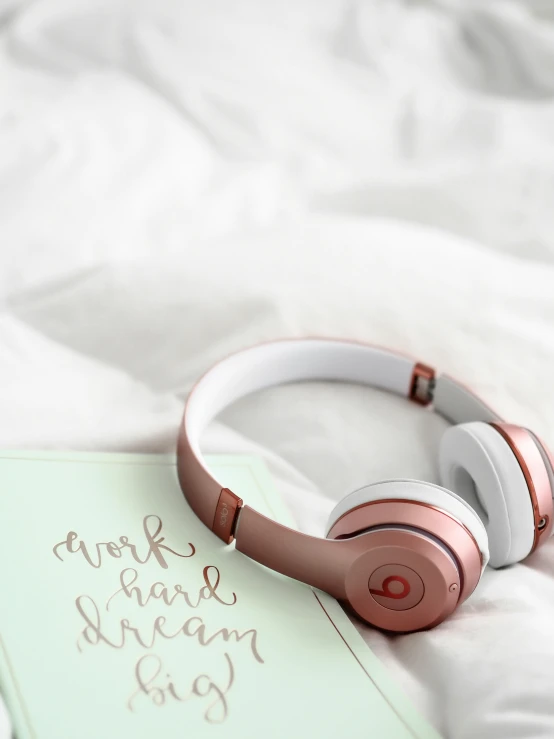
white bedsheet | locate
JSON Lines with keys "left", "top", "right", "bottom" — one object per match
{"left": 2, "top": 1, "right": 554, "bottom": 737}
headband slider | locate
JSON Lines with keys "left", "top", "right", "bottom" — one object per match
{"left": 212, "top": 488, "right": 243, "bottom": 543}
{"left": 410, "top": 363, "right": 436, "bottom": 407}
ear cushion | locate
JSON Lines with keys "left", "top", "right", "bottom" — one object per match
{"left": 325, "top": 478, "right": 489, "bottom": 570}
{"left": 439, "top": 422, "right": 535, "bottom": 568}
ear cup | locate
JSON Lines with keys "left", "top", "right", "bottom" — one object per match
{"left": 439, "top": 422, "right": 535, "bottom": 568}
{"left": 527, "top": 430, "right": 554, "bottom": 510}
{"left": 326, "top": 478, "right": 489, "bottom": 568}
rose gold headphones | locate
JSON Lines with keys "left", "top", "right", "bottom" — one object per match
{"left": 177, "top": 339, "right": 554, "bottom": 632}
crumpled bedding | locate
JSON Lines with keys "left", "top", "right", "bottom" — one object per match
{"left": 1, "top": 1, "right": 554, "bottom": 737}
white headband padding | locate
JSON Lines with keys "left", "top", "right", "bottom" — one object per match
{"left": 186, "top": 340, "right": 415, "bottom": 455}
{"left": 434, "top": 375, "right": 500, "bottom": 425}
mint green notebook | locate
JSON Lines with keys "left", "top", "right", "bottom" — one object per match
{"left": 0, "top": 452, "right": 440, "bottom": 739}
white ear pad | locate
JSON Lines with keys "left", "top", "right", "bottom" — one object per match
{"left": 325, "top": 478, "right": 489, "bottom": 570}
{"left": 439, "top": 422, "right": 535, "bottom": 568}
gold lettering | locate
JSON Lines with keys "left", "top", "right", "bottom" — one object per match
{"left": 53, "top": 515, "right": 195, "bottom": 570}
{"left": 201, "top": 626, "right": 263, "bottom": 665}
{"left": 128, "top": 653, "right": 234, "bottom": 722}
{"left": 106, "top": 568, "right": 143, "bottom": 611}
{"left": 105, "top": 542, "right": 122, "bottom": 558}
{"left": 77, "top": 596, "right": 263, "bottom": 664}
{"left": 75, "top": 595, "right": 125, "bottom": 650}
{"left": 128, "top": 654, "right": 166, "bottom": 710}
{"left": 193, "top": 652, "right": 234, "bottom": 723}
{"left": 201, "top": 566, "right": 237, "bottom": 606}
{"left": 64, "top": 518, "right": 259, "bottom": 723}
{"left": 105, "top": 566, "right": 236, "bottom": 611}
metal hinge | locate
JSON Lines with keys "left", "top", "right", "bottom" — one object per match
{"left": 212, "top": 488, "right": 243, "bottom": 544}
{"left": 409, "top": 362, "right": 436, "bottom": 406}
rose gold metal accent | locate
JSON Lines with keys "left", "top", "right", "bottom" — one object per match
{"left": 490, "top": 423, "right": 554, "bottom": 551}
{"left": 537, "top": 434, "right": 554, "bottom": 474}
{"left": 236, "top": 506, "right": 368, "bottom": 600}
{"left": 533, "top": 432, "right": 554, "bottom": 512}
{"left": 238, "top": 507, "right": 462, "bottom": 631}
{"left": 329, "top": 497, "right": 483, "bottom": 565}
{"left": 175, "top": 337, "right": 499, "bottom": 632}
{"left": 327, "top": 499, "right": 482, "bottom": 603}
{"left": 213, "top": 488, "right": 243, "bottom": 544}
{"left": 177, "top": 414, "right": 224, "bottom": 529}
{"left": 344, "top": 529, "right": 461, "bottom": 632}
{"left": 177, "top": 336, "right": 424, "bottom": 532}
{"left": 409, "top": 362, "right": 435, "bottom": 406}
{"left": 177, "top": 337, "right": 436, "bottom": 531}
{"left": 177, "top": 337, "right": 500, "bottom": 547}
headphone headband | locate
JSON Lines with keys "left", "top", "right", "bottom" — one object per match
{"left": 177, "top": 338, "right": 499, "bottom": 595}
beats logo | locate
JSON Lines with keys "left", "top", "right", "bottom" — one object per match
{"left": 369, "top": 575, "right": 411, "bottom": 599}
{"left": 368, "top": 564, "right": 424, "bottom": 611}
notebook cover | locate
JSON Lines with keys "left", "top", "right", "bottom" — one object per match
{"left": 0, "top": 452, "right": 441, "bottom": 739}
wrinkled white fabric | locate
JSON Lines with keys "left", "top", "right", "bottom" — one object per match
{"left": 1, "top": 1, "right": 554, "bottom": 737}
